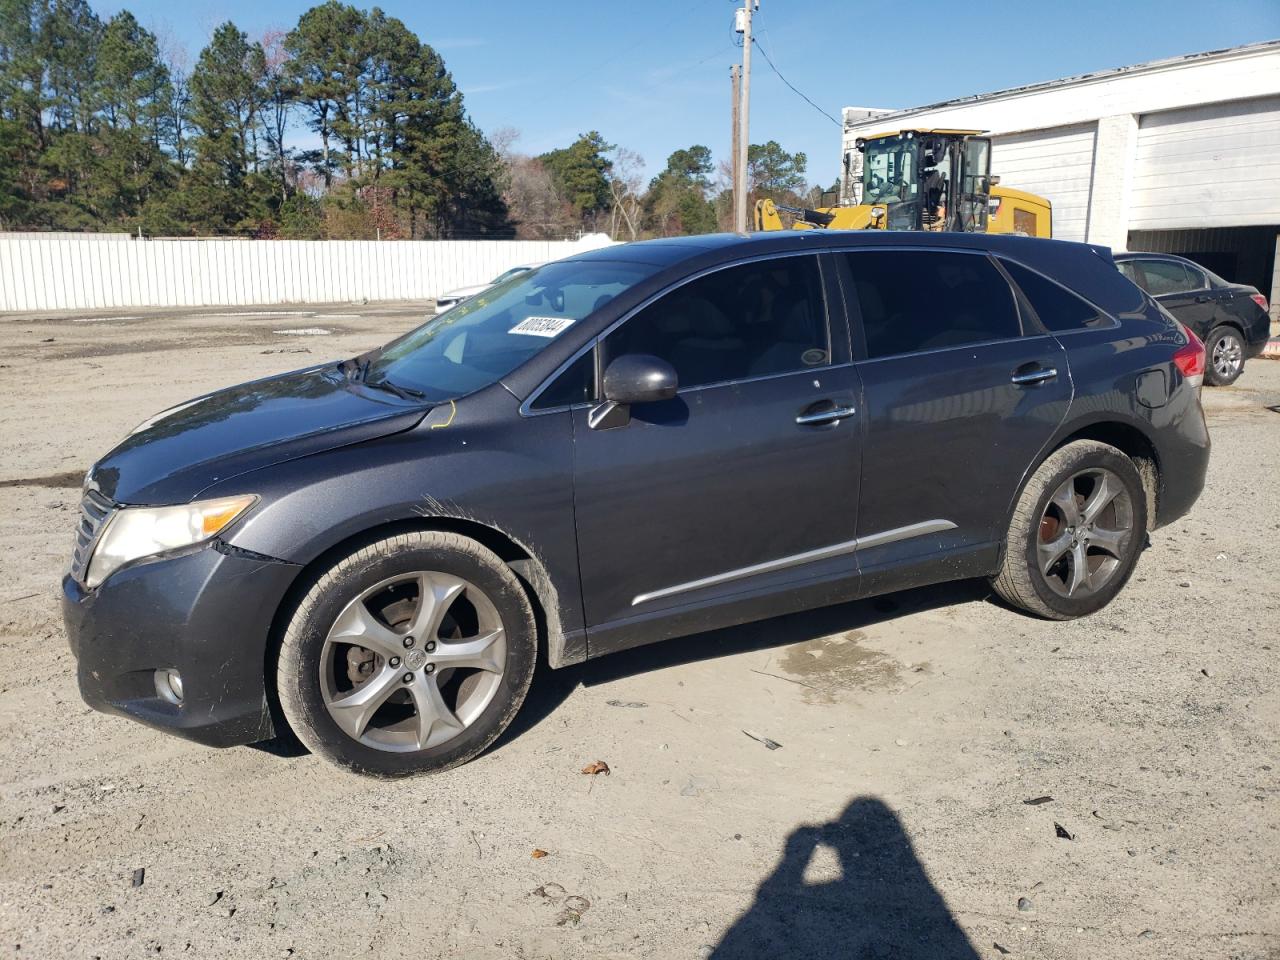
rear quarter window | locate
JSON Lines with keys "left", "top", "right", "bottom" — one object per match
{"left": 1001, "top": 259, "right": 1108, "bottom": 331}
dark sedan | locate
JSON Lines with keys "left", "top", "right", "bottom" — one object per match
{"left": 1115, "top": 251, "right": 1271, "bottom": 386}
{"left": 63, "top": 231, "right": 1209, "bottom": 776}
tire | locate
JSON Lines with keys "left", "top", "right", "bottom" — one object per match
{"left": 1204, "top": 325, "right": 1245, "bottom": 387}
{"left": 276, "top": 531, "right": 537, "bottom": 777}
{"left": 993, "top": 440, "right": 1148, "bottom": 620}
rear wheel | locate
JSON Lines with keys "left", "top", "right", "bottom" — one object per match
{"left": 1204, "top": 326, "right": 1245, "bottom": 386}
{"left": 277, "top": 531, "right": 536, "bottom": 777}
{"left": 993, "top": 441, "right": 1148, "bottom": 620}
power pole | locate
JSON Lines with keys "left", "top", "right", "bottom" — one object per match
{"left": 734, "top": 0, "right": 754, "bottom": 232}
{"left": 730, "top": 64, "right": 740, "bottom": 226}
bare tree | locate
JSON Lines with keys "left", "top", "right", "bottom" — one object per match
{"left": 493, "top": 129, "right": 578, "bottom": 240}
{"left": 607, "top": 147, "right": 644, "bottom": 241}
{"left": 259, "top": 27, "right": 295, "bottom": 201}
{"left": 154, "top": 24, "right": 192, "bottom": 166}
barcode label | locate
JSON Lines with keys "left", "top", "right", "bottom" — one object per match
{"left": 509, "top": 316, "right": 576, "bottom": 338}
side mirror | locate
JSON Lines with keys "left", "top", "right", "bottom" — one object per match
{"left": 590, "top": 354, "right": 678, "bottom": 429}
{"left": 603, "top": 354, "right": 678, "bottom": 404}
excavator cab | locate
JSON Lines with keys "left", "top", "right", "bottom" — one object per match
{"left": 857, "top": 130, "right": 993, "bottom": 232}
{"left": 751, "top": 128, "right": 1050, "bottom": 237}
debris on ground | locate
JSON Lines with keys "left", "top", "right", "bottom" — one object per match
{"left": 130, "top": 868, "right": 145, "bottom": 888}
{"left": 1017, "top": 896, "right": 1034, "bottom": 912}
{"left": 1023, "top": 796, "right": 1054, "bottom": 806}
{"left": 605, "top": 699, "right": 647, "bottom": 708}
{"left": 742, "top": 730, "right": 782, "bottom": 750}
{"left": 993, "top": 943, "right": 1012, "bottom": 955}
{"left": 555, "top": 895, "right": 590, "bottom": 927}
{"left": 531, "top": 883, "right": 566, "bottom": 901}
{"left": 531, "top": 849, "right": 549, "bottom": 859}
{"left": 1054, "top": 822, "right": 1075, "bottom": 840}
{"left": 581, "top": 760, "right": 611, "bottom": 776}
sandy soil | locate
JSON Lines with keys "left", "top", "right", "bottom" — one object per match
{"left": 0, "top": 303, "right": 1277, "bottom": 960}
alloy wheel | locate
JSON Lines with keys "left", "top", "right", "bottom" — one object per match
{"left": 1036, "top": 468, "right": 1134, "bottom": 599}
{"left": 1211, "top": 332, "right": 1243, "bottom": 380}
{"left": 319, "top": 571, "right": 506, "bottom": 752}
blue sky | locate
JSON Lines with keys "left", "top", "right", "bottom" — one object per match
{"left": 105, "top": 0, "right": 1279, "bottom": 187}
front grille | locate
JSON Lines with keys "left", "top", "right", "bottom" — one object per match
{"left": 70, "top": 489, "right": 115, "bottom": 583}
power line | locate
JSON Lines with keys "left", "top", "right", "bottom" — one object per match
{"left": 751, "top": 36, "right": 840, "bottom": 127}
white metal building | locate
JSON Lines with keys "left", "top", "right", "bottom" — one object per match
{"left": 841, "top": 41, "right": 1280, "bottom": 314}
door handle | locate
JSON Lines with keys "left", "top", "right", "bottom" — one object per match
{"left": 796, "top": 403, "right": 857, "bottom": 426}
{"left": 1011, "top": 365, "right": 1058, "bottom": 386}
{"left": 1194, "top": 295, "right": 1212, "bottom": 303}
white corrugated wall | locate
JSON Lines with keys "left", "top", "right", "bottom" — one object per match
{"left": 1129, "top": 95, "right": 1280, "bottom": 230}
{"left": 990, "top": 124, "right": 1098, "bottom": 242}
{"left": 0, "top": 236, "right": 614, "bottom": 312}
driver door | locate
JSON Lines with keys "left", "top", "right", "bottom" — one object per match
{"left": 569, "top": 253, "right": 865, "bottom": 657}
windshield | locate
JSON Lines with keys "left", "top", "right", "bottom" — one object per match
{"left": 862, "top": 135, "right": 918, "bottom": 204}
{"left": 361, "top": 259, "right": 655, "bottom": 400}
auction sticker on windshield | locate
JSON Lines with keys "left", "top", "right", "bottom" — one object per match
{"left": 509, "top": 316, "right": 576, "bottom": 338}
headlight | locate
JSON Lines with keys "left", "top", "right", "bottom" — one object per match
{"left": 86, "top": 494, "right": 257, "bottom": 587}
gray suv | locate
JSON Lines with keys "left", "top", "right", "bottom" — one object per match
{"left": 63, "top": 231, "right": 1210, "bottom": 776}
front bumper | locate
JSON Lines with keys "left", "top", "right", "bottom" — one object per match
{"left": 62, "top": 544, "right": 301, "bottom": 747}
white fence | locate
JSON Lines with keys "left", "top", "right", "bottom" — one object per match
{"left": 0, "top": 233, "right": 615, "bottom": 312}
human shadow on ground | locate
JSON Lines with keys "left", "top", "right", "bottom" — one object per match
{"left": 499, "top": 577, "right": 990, "bottom": 748}
{"left": 713, "top": 797, "right": 981, "bottom": 960}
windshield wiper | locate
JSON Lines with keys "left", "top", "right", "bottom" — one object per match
{"left": 362, "top": 375, "right": 427, "bottom": 401}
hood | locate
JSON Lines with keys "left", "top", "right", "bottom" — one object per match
{"left": 90, "top": 365, "right": 430, "bottom": 504}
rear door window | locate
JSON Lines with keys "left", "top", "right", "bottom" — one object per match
{"left": 605, "top": 255, "right": 829, "bottom": 389}
{"left": 1000, "top": 259, "right": 1107, "bottom": 331}
{"left": 843, "top": 250, "right": 1021, "bottom": 358}
{"left": 1132, "top": 259, "right": 1197, "bottom": 296}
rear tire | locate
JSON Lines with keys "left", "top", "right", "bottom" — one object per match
{"left": 1204, "top": 325, "right": 1245, "bottom": 386}
{"left": 276, "top": 531, "right": 536, "bottom": 777}
{"left": 993, "top": 441, "right": 1148, "bottom": 620}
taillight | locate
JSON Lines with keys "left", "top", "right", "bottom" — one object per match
{"left": 1251, "top": 293, "right": 1269, "bottom": 312}
{"left": 1172, "top": 321, "right": 1205, "bottom": 389}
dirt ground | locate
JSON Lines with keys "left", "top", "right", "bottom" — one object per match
{"left": 0, "top": 302, "right": 1277, "bottom": 960}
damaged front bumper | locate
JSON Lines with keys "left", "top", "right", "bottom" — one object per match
{"left": 62, "top": 542, "right": 301, "bottom": 747}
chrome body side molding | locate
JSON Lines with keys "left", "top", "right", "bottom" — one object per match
{"left": 630, "top": 519, "right": 957, "bottom": 607}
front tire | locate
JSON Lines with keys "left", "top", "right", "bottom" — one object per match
{"left": 993, "top": 441, "right": 1148, "bottom": 620}
{"left": 1204, "top": 325, "right": 1245, "bottom": 386}
{"left": 277, "top": 531, "right": 536, "bottom": 777}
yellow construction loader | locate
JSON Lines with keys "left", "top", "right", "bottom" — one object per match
{"left": 754, "top": 129, "right": 1052, "bottom": 237}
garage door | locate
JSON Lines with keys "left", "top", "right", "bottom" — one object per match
{"left": 1129, "top": 95, "right": 1280, "bottom": 230}
{"left": 991, "top": 123, "right": 1097, "bottom": 242}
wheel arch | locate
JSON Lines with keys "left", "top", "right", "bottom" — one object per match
{"left": 261, "top": 515, "right": 573, "bottom": 742}
{"left": 1006, "top": 416, "right": 1162, "bottom": 548}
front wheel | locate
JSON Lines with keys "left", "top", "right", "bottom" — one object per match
{"left": 993, "top": 440, "right": 1148, "bottom": 620}
{"left": 276, "top": 531, "right": 537, "bottom": 777}
{"left": 1204, "top": 326, "right": 1245, "bottom": 386}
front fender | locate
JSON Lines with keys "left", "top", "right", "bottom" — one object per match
{"left": 202, "top": 393, "right": 586, "bottom": 667}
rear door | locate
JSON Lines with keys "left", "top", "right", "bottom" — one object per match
{"left": 1121, "top": 258, "right": 1217, "bottom": 338}
{"left": 836, "top": 248, "right": 1071, "bottom": 590}
{"left": 570, "top": 252, "right": 864, "bottom": 653}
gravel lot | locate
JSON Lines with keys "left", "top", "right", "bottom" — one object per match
{"left": 1, "top": 302, "right": 1277, "bottom": 960}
